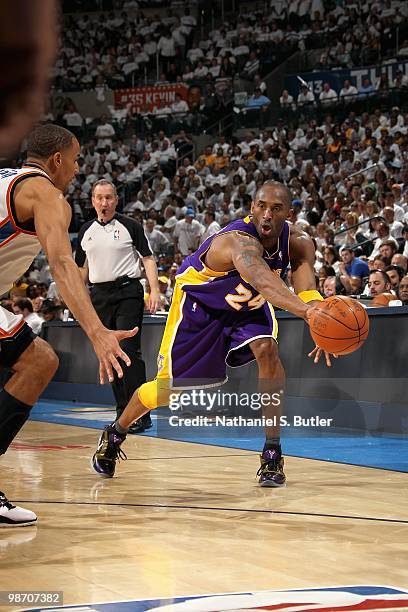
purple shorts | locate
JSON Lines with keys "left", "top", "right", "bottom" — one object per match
{"left": 161, "top": 293, "right": 278, "bottom": 388}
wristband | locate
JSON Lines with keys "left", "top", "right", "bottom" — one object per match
{"left": 298, "top": 289, "right": 324, "bottom": 303}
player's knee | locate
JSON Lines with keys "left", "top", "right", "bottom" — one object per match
{"left": 253, "top": 339, "right": 278, "bottom": 363}
{"left": 35, "top": 339, "right": 59, "bottom": 381}
{"left": 138, "top": 379, "right": 170, "bottom": 411}
{"left": 253, "top": 339, "right": 283, "bottom": 371}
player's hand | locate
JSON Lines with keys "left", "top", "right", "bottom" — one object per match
{"left": 308, "top": 345, "right": 338, "bottom": 367}
{"left": 148, "top": 288, "right": 160, "bottom": 314}
{"left": 92, "top": 327, "right": 139, "bottom": 384}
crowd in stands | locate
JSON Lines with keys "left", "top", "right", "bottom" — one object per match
{"left": 6, "top": 99, "right": 408, "bottom": 323}
{"left": 54, "top": 0, "right": 408, "bottom": 97}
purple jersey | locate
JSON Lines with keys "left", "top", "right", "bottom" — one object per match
{"left": 176, "top": 216, "right": 290, "bottom": 312}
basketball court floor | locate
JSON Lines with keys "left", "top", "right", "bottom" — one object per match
{"left": 1, "top": 401, "right": 407, "bottom": 612}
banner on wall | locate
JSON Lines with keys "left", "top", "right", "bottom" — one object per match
{"left": 114, "top": 83, "right": 189, "bottom": 113}
{"left": 284, "top": 58, "right": 408, "bottom": 98}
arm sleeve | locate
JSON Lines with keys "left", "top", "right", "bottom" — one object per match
{"left": 123, "top": 216, "right": 153, "bottom": 257}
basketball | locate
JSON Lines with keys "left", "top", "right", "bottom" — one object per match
{"left": 309, "top": 296, "right": 369, "bottom": 355}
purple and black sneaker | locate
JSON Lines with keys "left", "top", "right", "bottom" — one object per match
{"left": 257, "top": 449, "right": 286, "bottom": 487}
{"left": 92, "top": 424, "right": 127, "bottom": 478}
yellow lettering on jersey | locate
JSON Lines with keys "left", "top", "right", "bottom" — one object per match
{"left": 225, "top": 283, "right": 252, "bottom": 310}
{"left": 225, "top": 283, "right": 265, "bottom": 311}
{"left": 248, "top": 293, "right": 266, "bottom": 309}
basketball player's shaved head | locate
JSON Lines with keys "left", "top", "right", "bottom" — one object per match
{"left": 254, "top": 181, "right": 292, "bottom": 208}
{"left": 27, "top": 124, "right": 75, "bottom": 160}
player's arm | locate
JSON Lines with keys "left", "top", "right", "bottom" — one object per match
{"left": 289, "top": 227, "right": 324, "bottom": 304}
{"left": 289, "top": 228, "right": 336, "bottom": 366}
{"left": 24, "top": 179, "right": 137, "bottom": 382}
{"left": 230, "top": 232, "right": 311, "bottom": 319}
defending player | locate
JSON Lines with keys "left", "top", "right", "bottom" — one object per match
{"left": 92, "top": 181, "right": 331, "bottom": 485}
{"left": 0, "top": 124, "right": 137, "bottom": 526}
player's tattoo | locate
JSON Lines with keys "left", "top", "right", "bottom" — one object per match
{"left": 234, "top": 232, "right": 271, "bottom": 279}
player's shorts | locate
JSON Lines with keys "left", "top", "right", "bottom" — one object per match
{"left": 138, "top": 283, "right": 278, "bottom": 409}
{"left": 0, "top": 306, "right": 35, "bottom": 368}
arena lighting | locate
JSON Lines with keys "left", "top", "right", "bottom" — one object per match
{"left": 347, "top": 163, "right": 381, "bottom": 179}
{"left": 297, "top": 75, "right": 311, "bottom": 89}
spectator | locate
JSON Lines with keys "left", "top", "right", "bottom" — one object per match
{"left": 246, "top": 89, "right": 271, "bottom": 109}
{"left": 385, "top": 265, "right": 404, "bottom": 291}
{"left": 339, "top": 80, "right": 358, "bottom": 103}
{"left": 319, "top": 83, "right": 338, "bottom": 107}
{"left": 40, "top": 299, "right": 63, "bottom": 322}
{"left": 339, "top": 246, "right": 369, "bottom": 279}
{"left": 367, "top": 269, "right": 392, "bottom": 297}
{"left": 95, "top": 114, "right": 116, "bottom": 152}
{"left": 280, "top": 89, "right": 295, "bottom": 111}
{"left": 201, "top": 210, "right": 221, "bottom": 243}
{"left": 12, "top": 298, "right": 44, "bottom": 335}
{"left": 391, "top": 253, "right": 407, "bottom": 274}
{"left": 358, "top": 77, "right": 375, "bottom": 99}
{"left": 397, "top": 275, "right": 408, "bottom": 305}
{"left": 297, "top": 85, "right": 315, "bottom": 107}
{"left": 145, "top": 218, "right": 169, "bottom": 258}
{"left": 323, "top": 276, "right": 337, "bottom": 297}
{"left": 173, "top": 208, "right": 204, "bottom": 256}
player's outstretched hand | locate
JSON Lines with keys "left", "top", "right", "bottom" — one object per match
{"left": 308, "top": 346, "right": 338, "bottom": 367}
{"left": 92, "top": 327, "right": 139, "bottom": 384}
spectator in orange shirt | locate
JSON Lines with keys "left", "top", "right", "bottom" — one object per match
{"left": 195, "top": 146, "right": 216, "bottom": 169}
{"left": 212, "top": 147, "right": 229, "bottom": 171}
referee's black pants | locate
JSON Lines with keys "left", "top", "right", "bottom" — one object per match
{"left": 90, "top": 277, "right": 148, "bottom": 420}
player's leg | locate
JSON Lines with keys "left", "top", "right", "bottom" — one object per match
{"left": 227, "top": 304, "right": 285, "bottom": 486}
{"left": 0, "top": 318, "right": 59, "bottom": 526}
{"left": 250, "top": 337, "right": 286, "bottom": 487}
{"left": 92, "top": 290, "right": 228, "bottom": 477}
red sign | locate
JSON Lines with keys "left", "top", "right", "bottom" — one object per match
{"left": 114, "top": 84, "right": 189, "bottom": 113}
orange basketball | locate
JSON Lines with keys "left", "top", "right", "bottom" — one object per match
{"left": 309, "top": 296, "right": 369, "bottom": 355}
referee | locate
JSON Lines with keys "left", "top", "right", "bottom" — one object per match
{"left": 75, "top": 179, "right": 160, "bottom": 433}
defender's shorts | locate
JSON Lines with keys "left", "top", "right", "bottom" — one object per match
{"left": 0, "top": 306, "right": 35, "bottom": 368}
{"left": 138, "top": 283, "right": 278, "bottom": 409}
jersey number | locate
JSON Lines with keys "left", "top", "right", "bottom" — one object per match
{"left": 225, "top": 283, "right": 266, "bottom": 311}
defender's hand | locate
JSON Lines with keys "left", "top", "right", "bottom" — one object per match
{"left": 92, "top": 327, "right": 139, "bottom": 384}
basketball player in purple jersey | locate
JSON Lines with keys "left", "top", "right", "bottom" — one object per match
{"left": 0, "top": 125, "right": 137, "bottom": 526}
{"left": 93, "top": 181, "right": 333, "bottom": 485}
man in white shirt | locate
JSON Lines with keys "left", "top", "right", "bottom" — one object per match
{"left": 205, "top": 167, "right": 228, "bottom": 188}
{"left": 95, "top": 115, "right": 116, "bottom": 151}
{"left": 162, "top": 205, "right": 178, "bottom": 238}
{"left": 280, "top": 90, "right": 295, "bottom": 110}
{"left": 200, "top": 210, "right": 221, "bottom": 243}
{"left": 187, "top": 46, "right": 204, "bottom": 64}
{"left": 171, "top": 94, "right": 189, "bottom": 117}
{"left": 12, "top": 299, "right": 43, "bottom": 335}
{"left": 63, "top": 104, "right": 83, "bottom": 128}
{"left": 319, "top": 83, "right": 338, "bottom": 107}
{"left": 145, "top": 218, "right": 169, "bottom": 257}
{"left": 173, "top": 209, "right": 204, "bottom": 256}
{"left": 297, "top": 85, "right": 315, "bottom": 106}
{"left": 339, "top": 79, "right": 358, "bottom": 103}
